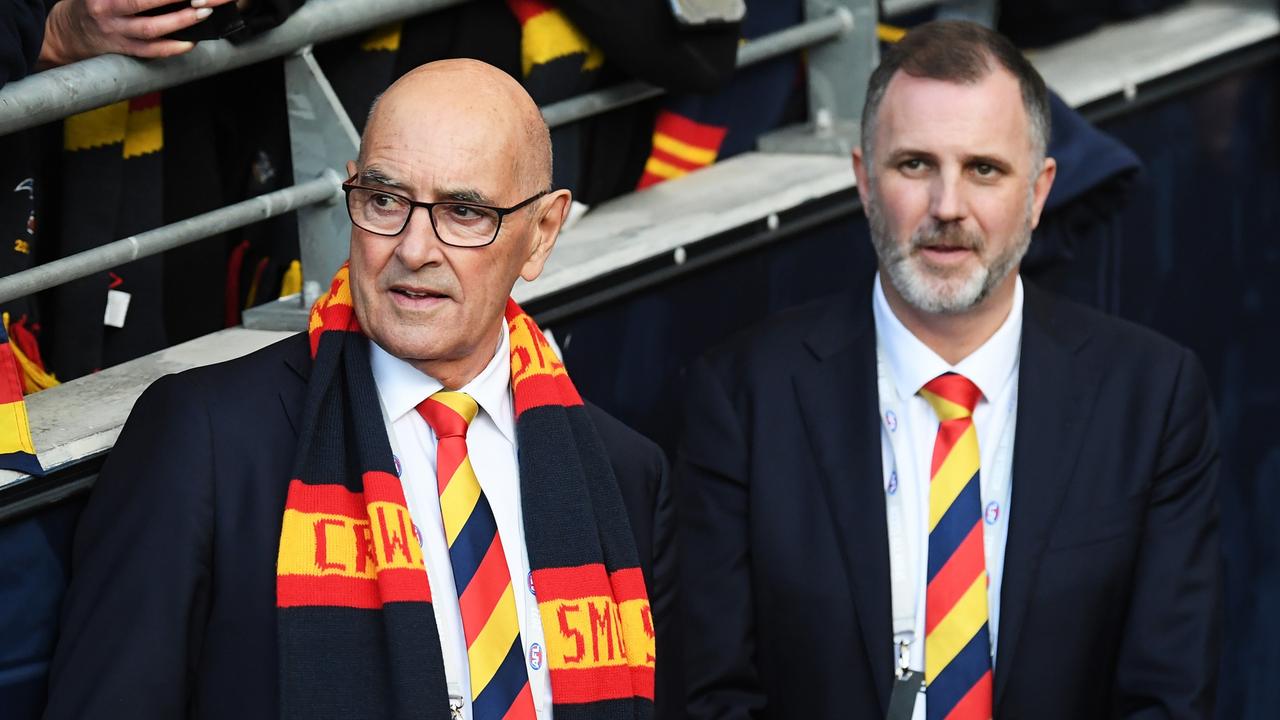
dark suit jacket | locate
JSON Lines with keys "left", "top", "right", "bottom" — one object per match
{"left": 676, "top": 280, "right": 1221, "bottom": 719}
{"left": 44, "top": 332, "right": 675, "bottom": 719}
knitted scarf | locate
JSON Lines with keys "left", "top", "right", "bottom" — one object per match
{"left": 276, "top": 264, "right": 654, "bottom": 719}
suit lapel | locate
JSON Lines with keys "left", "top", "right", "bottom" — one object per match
{"left": 794, "top": 289, "right": 893, "bottom": 713}
{"left": 280, "top": 332, "right": 311, "bottom": 439}
{"left": 994, "top": 285, "right": 1095, "bottom": 708}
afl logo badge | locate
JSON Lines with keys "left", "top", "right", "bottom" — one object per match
{"left": 529, "top": 643, "right": 543, "bottom": 670}
{"left": 887, "top": 471, "right": 899, "bottom": 495}
{"left": 985, "top": 501, "right": 1000, "bottom": 525}
{"left": 413, "top": 522, "right": 423, "bottom": 547}
{"left": 884, "top": 410, "right": 898, "bottom": 432}
{"left": 393, "top": 454, "right": 402, "bottom": 477}
{"left": 527, "top": 571, "right": 536, "bottom": 596}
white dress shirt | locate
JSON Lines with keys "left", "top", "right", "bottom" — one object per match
{"left": 370, "top": 324, "right": 553, "bottom": 719}
{"left": 872, "top": 273, "right": 1023, "bottom": 719}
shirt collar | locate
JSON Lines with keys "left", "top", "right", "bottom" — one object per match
{"left": 369, "top": 322, "right": 516, "bottom": 444}
{"left": 872, "top": 273, "right": 1023, "bottom": 406}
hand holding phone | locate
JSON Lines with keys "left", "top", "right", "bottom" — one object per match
{"left": 138, "top": 1, "right": 245, "bottom": 42}
{"left": 41, "top": 0, "right": 242, "bottom": 66}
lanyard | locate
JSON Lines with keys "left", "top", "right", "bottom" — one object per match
{"left": 876, "top": 345, "right": 1018, "bottom": 676}
{"left": 877, "top": 346, "right": 917, "bottom": 660}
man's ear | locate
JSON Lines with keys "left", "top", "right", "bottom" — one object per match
{"left": 852, "top": 146, "right": 871, "bottom": 208}
{"left": 520, "top": 189, "right": 572, "bottom": 282}
{"left": 1028, "top": 156, "right": 1058, "bottom": 230}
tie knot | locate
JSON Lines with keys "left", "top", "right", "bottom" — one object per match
{"left": 920, "top": 372, "right": 982, "bottom": 420}
{"left": 417, "top": 391, "right": 479, "bottom": 439}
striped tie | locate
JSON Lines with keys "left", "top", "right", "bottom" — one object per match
{"left": 920, "top": 373, "right": 993, "bottom": 720}
{"left": 418, "top": 392, "right": 537, "bottom": 720}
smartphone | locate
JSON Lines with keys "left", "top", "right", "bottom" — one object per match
{"left": 138, "top": 2, "right": 245, "bottom": 43}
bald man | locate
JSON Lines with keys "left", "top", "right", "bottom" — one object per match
{"left": 45, "top": 60, "right": 672, "bottom": 720}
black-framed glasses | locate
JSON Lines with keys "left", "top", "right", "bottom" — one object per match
{"left": 342, "top": 177, "right": 547, "bottom": 248}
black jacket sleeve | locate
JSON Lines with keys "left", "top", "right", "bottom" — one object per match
{"left": 1114, "top": 347, "right": 1222, "bottom": 718}
{"left": 556, "top": 0, "right": 739, "bottom": 93}
{"left": 1, "top": 0, "right": 46, "bottom": 87}
{"left": 674, "top": 357, "right": 767, "bottom": 719}
{"left": 43, "top": 373, "right": 215, "bottom": 719}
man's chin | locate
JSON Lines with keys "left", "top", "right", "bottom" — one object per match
{"left": 363, "top": 321, "right": 444, "bottom": 359}
{"left": 891, "top": 263, "right": 989, "bottom": 315}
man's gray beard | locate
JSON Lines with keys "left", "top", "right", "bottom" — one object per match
{"left": 865, "top": 188, "right": 1034, "bottom": 315}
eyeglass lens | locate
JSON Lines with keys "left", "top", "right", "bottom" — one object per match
{"left": 348, "top": 188, "right": 500, "bottom": 246}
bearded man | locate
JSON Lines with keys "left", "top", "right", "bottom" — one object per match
{"left": 676, "top": 20, "right": 1220, "bottom": 720}
{"left": 46, "top": 60, "right": 670, "bottom": 720}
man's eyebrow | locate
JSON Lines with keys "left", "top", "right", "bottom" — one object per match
{"left": 356, "top": 172, "right": 494, "bottom": 204}
{"left": 881, "top": 149, "right": 1015, "bottom": 172}
{"left": 439, "top": 187, "right": 492, "bottom": 205}
{"left": 962, "top": 153, "right": 1014, "bottom": 171}
{"left": 357, "top": 167, "right": 406, "bottom": 189}
{"left": 884, "top": 148, "right": 936, "bottom": 164}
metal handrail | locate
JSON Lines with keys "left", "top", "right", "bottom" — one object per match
{"left": 0, "top": 171, "right": 343, "bottom": 305}
{"left": 543, "top": 7, "right": 855, "bottom": 128}
{"left": 0, "top": 10, "right": 858, "bottom": 306}
{"left": 0, "top": 0, "right": 470, "bottom": 136}
{"left": 882, "top": 0, "right": 944, "bottom": 16}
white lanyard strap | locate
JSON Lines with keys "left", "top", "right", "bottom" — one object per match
{"left": 878, "top": 347, "right": 916, "bottom": 647}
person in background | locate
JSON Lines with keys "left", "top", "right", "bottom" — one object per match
{"left": 4, "top": 0, "right": 227, "bottom": 89}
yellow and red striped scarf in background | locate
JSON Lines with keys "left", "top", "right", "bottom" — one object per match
{"left": 637, "top": 109, "right": 727, "bottom": 189}
{"left": 506, "top": 0, "right": 602, "bottom": 83}
{"left": 276, "top": 264, "right": 654, "bottom": 719}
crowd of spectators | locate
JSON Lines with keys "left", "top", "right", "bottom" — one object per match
{"left": 0, "top": 0, "right": 1185, "bottom": 388}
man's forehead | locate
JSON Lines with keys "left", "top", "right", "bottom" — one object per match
{"left": 367, "top": 96, "right": 508, "bottom": 150}
{"left": 875, "top": 70, "right": 1030, "bottom": 151}
{"left": 359, "top": 109, "right": 520, "bottom": 200}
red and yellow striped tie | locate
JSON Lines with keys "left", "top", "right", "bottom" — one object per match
{"left": 418, "top": 392, "right": 537, "bottom": 720}
{"left": 920, "top": 373, "right": 993, "bottom": 720}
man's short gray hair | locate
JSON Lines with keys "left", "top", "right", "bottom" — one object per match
{"left": 860, "top": 21, "right": 1052, "bottom": 167}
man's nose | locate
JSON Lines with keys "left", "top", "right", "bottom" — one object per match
{"left": 395, "top": 207, "right": 446, "bottom": 269}
{"left": 930, "top": 170, "right": 968, "bottom": 223}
